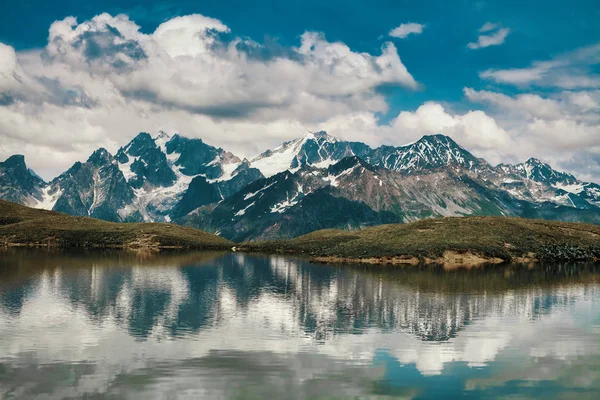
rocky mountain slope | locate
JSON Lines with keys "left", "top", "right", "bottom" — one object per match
{"left": 48, "top": 148, "right": 136, "bottom": 222}
{"left": 0, "top": 155, "right": 45, "bottom": 206}
{"left": 366, "top": 134, "right": 486, "bottom": 174}
{"left": 250, "top": 130, "right": 371, "bottom": 177}
{"left": 1, "top": 130, "right": 599, "bottom": 241}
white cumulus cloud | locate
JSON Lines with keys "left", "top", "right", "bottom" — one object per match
{"left": 468, "top": 24, "right": 510, "bottom": 50}
{"left": 0, "top": 12, "right": 420, "bottom": 178}
{"left": 1, "top": 12, "right": 599, "bottom": 184}
{"left": 389, "top": 23, "right": 425, "bottom": 39}
{"left": 465, "top": 87, "right": 600, "bottom": 181}
{"left": 479, "top": 22, "right": 499, "bottom": 33}
{"left": 480, "top": 42, "right": 600, "bottom": 88}
{"left": 390, "top": 102, "right": 513, "bottom": 164}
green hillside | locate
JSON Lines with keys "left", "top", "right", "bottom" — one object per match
{"left": 0, "top": 200, "right": 233, "bottom": 250}
{"left": 239, "top": 216, "right": 600, "bottom": 264}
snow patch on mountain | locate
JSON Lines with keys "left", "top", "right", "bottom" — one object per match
{"left": 34, "top": 186, "right": 62, "bottom": 210}
{"left": 244, "top": 182, "right": 276, "bottom": 200}
{"left": 249, "top": 131, "right": 362, "bottom": 178}
{"left": 127, "top": 187, "right": 173, "bottom": 221}
{"left": 154, "top": 131, "right": 171, "bottom": 154}
{"left": 118, "top": 156, "right": 138, "bottom": 182}
{"left": 89, "top": 170, "right": 106, "bottom": 215}
{"left": 250, "top": 140, "right": 304, "bottom": 178}
{"left": 117, "top": 204, "right": 137, "bottom": 220}
{"left": 312, "top": 159, "right": 338, "bottom": 169}
{"left": 130, "top": 167, "right": 198, "bottom": 221}
{"left": 116, "top": 131, "right": 245, "bottom": 221}
{"left": 551, "top": 192, "right": 577, "bottom": 208}
{"left": 553, "top": 183, "right": 585, "bottom": 195}
{"left": 270, "top": 197, "right": 300, "bottom": 213}
{"left": 270, "top": 184, "right": 305, "bottom": 214}
{"left": 235, "top": 201, "right": 256, "bottom": 217}
{"left": 208, "top": 161, "right": 241, "bottom": 183}
{"left": 118, "top": 143, "right": 199, "bottom": 221}
{"left": 323, "top": 165, "right": 359, "bottom": 187}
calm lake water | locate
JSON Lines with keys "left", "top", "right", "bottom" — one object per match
{"left": 1, "top": 250, "right": 600, "bottom": 399}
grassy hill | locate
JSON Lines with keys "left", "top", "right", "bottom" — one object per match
{"left": 2, "top": 200, "right": 599, "bottom": 264}
{"left": 239, "top": 216, "right": 600, "bottom": 265}
{"left": 0, "top": 200, "right": 233, "bottom": 250}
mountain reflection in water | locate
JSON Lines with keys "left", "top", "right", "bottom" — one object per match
{"left": 1, "top": 249, "right": 600, "bottom": 399}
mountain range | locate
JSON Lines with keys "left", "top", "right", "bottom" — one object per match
{"left": 2, "top": 130, "right": 599, "bottom": 241}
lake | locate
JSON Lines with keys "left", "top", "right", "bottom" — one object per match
{"left": 1, "top": 249, "right": 600, "bottom": 399}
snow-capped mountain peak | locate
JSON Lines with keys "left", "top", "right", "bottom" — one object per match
{"left": 304, "top": 130, "right": 338, "bottom": 143}
{"left": 110, "top": 131, "right": 250, "bottom": 222}
{"left": 156, "top": 130, "right": 170, "bottom": 140}
{"left": 368, "top": 134, "right": 484, "bottom": 174}
{"left": 154, "top": 131, "right": 171, "bottom": 152}
{"left": 88, "top": 148, "right": 113, "bottom": 166}
{"left": 250, "top": 130, "right": 371, "bottom": 178}
{"left": 498, "top": 157, "right": 578, "bottom": 186}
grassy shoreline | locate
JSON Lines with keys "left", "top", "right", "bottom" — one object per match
{"left": 2, "top": 200, "right": 599, "bottom": 265}
{"left": 0, "top": 200, "right": 233, "bottom": 250}
{"left": 237, "top": 216, "right": 600, "bottom": 265}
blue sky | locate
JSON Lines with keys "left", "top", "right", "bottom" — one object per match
{"left": 3, "top": 0, "right": 598, "bottom": 112}
{"left": 0, "top": 0, "right": 599, "bottom": 180}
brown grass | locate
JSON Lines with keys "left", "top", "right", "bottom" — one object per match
{"left": 239, "top": 216, "right": 600, "bottom": 264}
{"left": 0, "top": 200, "right": 233, "bottom": 250}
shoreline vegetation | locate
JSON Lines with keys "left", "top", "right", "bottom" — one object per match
{"left": 1, "top": 200, "right": 599, "bottom": 266}
{"left": 0, "top": 200, "right": 233, "bottom": 251}
{"left": 238, "top": 217, "right": 600, "bottom": 266}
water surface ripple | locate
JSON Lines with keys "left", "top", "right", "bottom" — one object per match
{"left": 1, "top": 249, "right": 600, "bottom": 399}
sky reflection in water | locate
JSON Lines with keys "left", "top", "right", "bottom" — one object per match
{"left": 1, "top": 249, "right": 600, "bottom": 399}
